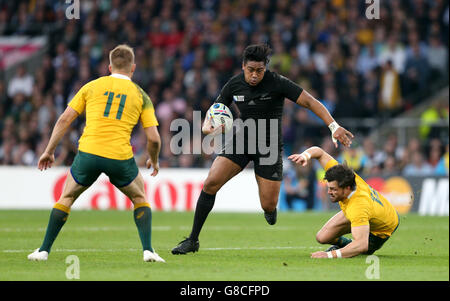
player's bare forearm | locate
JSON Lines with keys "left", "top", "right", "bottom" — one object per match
{"left": 288, "top": 146, "right": 333, "bottom": 169}
{"left": 337, "top": 239, "right": 369, "bottom": 258}
{"left": 338, "top": 225, "right": 370, "bottom": 258}
{"left": 296, "top": 91, "right": 354, "bottom": 147}
{"left": 147, "top": 140, "right": 160, "bottom": 164}
{"left": 296, "top": 90, "right": 334, "bottom": 126}
{"left": 44, "top": 108, "right": 78, "bottom": 154}
{"left": 143, "top": 126, "right": 161, "bottom": 176}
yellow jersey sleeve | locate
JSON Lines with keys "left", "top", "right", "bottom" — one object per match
{"left": 137, "top": 85, "right": 158, "bottom": 128}
{"left": 345, "top": 197, "right": 371, "bottom": 227}
{"left": 68, "top": 83, "right": 90, "bottom": 114}
{"left": 324, "top": 159, "right": 339, "bottom": 171}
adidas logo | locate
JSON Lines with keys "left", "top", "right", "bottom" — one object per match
{"left": 271, "top": 172, "right": 279, "bottom": 178}
{"left": 248, "top": 100, "right": 256, "bottom": 105}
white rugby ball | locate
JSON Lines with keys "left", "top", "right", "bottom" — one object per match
{"left": 208, "top": 103, "right": 233, "bottom": 133}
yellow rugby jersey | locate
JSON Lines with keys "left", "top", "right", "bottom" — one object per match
{"left": 325, "top": 159, "right": 399, "bottom": 238}
{"left": 68, "top": 74, "right": 158, "bottom": 160}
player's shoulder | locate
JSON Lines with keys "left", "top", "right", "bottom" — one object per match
{"left": 347, "top": 192, "right": 371, "bottom": 210}
{"left": 131, "top": 82, "right": 154, "bottom": 109}
{"left": 265, "top": 69, "right": 283, "bottom": 81}
{"left": 225, "top": 72, "right": 245, "bottom": 87}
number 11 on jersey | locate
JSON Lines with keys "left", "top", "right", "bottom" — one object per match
{"left": 103, "top": 91, "right": 127, "bottom": 120}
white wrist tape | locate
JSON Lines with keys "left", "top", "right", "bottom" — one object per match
{"left": 303, "top": 151, "right": 311, "bottom": 160}
{"left": 328, "top": 121, "right": 340, "bottom": 143}
{"left": 326, "top": 250, "right": 342, "bottom": 258}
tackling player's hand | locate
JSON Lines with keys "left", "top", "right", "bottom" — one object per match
{"left": 146, "top": 159, "right": 159, "bottom": 176}
{"left": 288, "top": 153, "right": 309, "bottom": 166}
{"left": 310, "top": 251, "right": 329, "bottom": 258}
{"left": 38, "top": 152, "right": 55, "bottom": 171}
{"left": 333, "top": 127, "right": 354, "bottom": 148}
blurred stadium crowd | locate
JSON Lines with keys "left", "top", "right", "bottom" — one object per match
{"left": 0, "top": 0, "right": 449, "bottom": 186}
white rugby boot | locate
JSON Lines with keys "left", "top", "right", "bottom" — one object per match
{"left": 143, "top": 250, "right": 166, "bottom": 262}
{"left": 27, "top": 248, "right": 49, "bottom": 261}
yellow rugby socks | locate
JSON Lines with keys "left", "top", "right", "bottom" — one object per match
{"left": 133, "top": 203, "right": 153, "bottom": 251}
{"left": 39, "top": 203, "right": 70, "bottom": 253}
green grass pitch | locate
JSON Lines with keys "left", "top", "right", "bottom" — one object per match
{"left": 0, "top": 210, "right": 448, "bottom": 281}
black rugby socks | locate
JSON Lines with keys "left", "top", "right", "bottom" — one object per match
{"left": 189, "top": 190, "right": 216, "bottom": 241}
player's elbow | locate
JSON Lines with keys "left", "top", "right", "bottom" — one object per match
{"left": 147, "top": 135, "right": 161, "bottom": 147}
{"left": 357, "top": 240, "right": 369, "bottom": 254}
{"left": 145, "top": 127, "right": 161, "bottom": 145}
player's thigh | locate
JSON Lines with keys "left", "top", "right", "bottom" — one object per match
{"left": 58, "top": 170, "right": 89, "bottom": 207}
{"left": 316, "top": 211, "right": 351, "bottom": 243}
{"left": 254, "top": 174, "right": 281, "bottom": 211}
{"left": 203, "top": 155, "right": 244, "bottom": 194}
{"left": 116, "top": 172, "right": 146, "bottom": 205}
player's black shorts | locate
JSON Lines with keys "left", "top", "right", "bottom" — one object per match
{"left": 218, "top": 151, "right": 283, "bottom": 181}
{"left": 71, "top": 151, "right": 139, "bottom": 187}
{"left": 366, "top": 213, "right": 399, "bottom": 255}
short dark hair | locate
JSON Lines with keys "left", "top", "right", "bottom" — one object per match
{"left": 243, "top": 44, "right": 272, "bottom": 65}
{"left": 324, "top": 164, "right": 356, "bottom": 190}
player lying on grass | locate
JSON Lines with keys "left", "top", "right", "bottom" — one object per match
{"left": 28, "top": 44, "right": 165, "bottom": 263}
{"left": 288, "top": 146, "right": 400, "bottom": 258}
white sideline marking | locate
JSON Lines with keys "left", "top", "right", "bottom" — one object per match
{"left": 2, "top": 246, "right": 316, "bottom": 253}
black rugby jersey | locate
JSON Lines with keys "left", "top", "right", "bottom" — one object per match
{"left": 215, "top": 70, "right": 303, "bottom": 152}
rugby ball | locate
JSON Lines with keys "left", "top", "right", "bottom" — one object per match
{"left": 208, "top": 103, "right": 233, "bottom": 133}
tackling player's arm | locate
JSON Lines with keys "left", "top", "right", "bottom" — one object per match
{"left": 288, "top": 146, "right": 334, "bottom": 169}
{"left": 143, "top": 126, "right": 161, "bottom": 177}
{"left": 310, "top": 225, "right": 369, "bottom": 258}
{"left": 295, "top": 90, "right": 354, "bottom": 148}
{"left": 338, "top": 225, "right": 369, "bottom": 257}
{"left": 38, "top": 106, "right": 79, "bottom": 171}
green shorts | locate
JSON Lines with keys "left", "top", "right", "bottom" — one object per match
{"left": 71, "top": 151, "right": 139, "bottom": 188}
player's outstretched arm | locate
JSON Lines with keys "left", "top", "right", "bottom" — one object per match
{"left": 38, "top": 106, "right": 79, "bottom": 171}
{"left": 143, "top": 126, "right": 161, "bottom": 177}
{"left": 288, "top": 146, "right": 334, "bottom": 169}
{"left": 311, "top": 225, "right": 370, "bottom": 258}
{"left": 296, "top": 90, "right": 354, "bottom": 148}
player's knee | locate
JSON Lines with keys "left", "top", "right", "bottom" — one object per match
{"left": 315, "top": 231, "right": 328, "bottom": 244}
{"left": 261, "top": 198, "right": 277, "bottom": 212}
{"left": 130, "top": 195, "right": 146, "bottom": 205}
{"left": 203, "top": 177, "right": 223, "bottom": 194}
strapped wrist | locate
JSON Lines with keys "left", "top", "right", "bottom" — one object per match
{"left": 328, "top": 121, "right": 340, "bottom": 134}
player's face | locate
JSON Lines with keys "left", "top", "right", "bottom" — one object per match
{"left": 242, "top": 61, "right": 266, "bottom": 86}
{"left": 327, "top": 181, "right": 346, "bottom": 203}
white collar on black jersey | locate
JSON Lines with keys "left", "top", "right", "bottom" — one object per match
{"left": 110, "top": 73, "right": 131, "bottom": 81}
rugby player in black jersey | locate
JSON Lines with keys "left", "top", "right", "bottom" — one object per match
{"left": 172, "top": 44, "right": 354, "bottom": 255}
